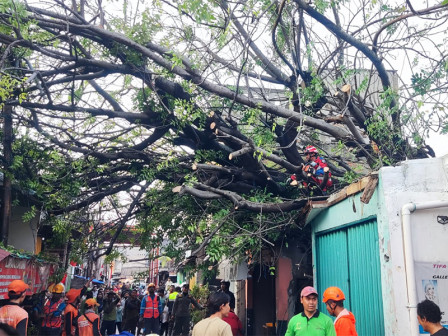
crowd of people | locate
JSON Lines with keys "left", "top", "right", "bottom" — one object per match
{"left": 1, "top": 278, "right": 447, "bottom": 336}
{"left": 0, "top": 279, "right": 243, "bottom": 336}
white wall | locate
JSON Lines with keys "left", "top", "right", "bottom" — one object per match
{"left": 112, "top": 245, "right": 148, "bottom": 280}
{"left": 377, "top": 155, "right": 448, "bottom": 335}
{"left": 8, "top": 206, "right": 39, "bottom": 253}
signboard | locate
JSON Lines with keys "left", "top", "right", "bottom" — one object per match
{"left": 0, "top": 251, "right": 54, "bottom": 299}
{"left": 415, "top": 262, "right": 448, "bottom": 334}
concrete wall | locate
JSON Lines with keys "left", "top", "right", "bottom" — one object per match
{"left": 377, "top": 155, "right": 448, "bottom": 335}
{"left": 110, "top": 245, "right": 149, "bottom": 281}
{"left": 8, "top": 206, "right": 39, "bottom": 253}
{"left": 311, "top": 155, "right": 448, "bottom": 335}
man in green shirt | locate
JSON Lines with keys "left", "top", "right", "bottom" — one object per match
{"left": 101, "top": 291, "right": 120, "bottom": 335}
{"left": 285, "top": 286, "right": 336, "bottom": 336}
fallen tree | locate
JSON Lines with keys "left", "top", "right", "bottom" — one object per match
{"left": 0, "top": 0, "right": 447, "bottom": 265}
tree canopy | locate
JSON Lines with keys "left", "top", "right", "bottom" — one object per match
{"left": 1, "top": 0, "right": 447, "bottom": 268}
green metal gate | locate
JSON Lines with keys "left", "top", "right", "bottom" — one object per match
{"left": 316, "top": 218, "right": 384, "bottom": 336}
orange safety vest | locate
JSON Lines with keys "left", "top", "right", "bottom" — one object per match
{"left": 62, "top": 303, "right": 79, "bottom": 336}
{"left": 78, "top": 312, "right": 100, "bottom": 336}
{"left": 143, "top": 295, "right": 159, "bottom": 319}
{"left": 42, "top": 298, "right": 65, "bottom": 328}
{"left": 0, "top": 304, "right": 29, "bottom": 332}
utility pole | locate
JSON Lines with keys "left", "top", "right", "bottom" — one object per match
{"left": 1, "top": 104, "right": 13, "bottom": 246}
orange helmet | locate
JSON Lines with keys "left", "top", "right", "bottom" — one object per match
{"left": 323, "top": 287, "right": 345, "bottom": 303}
{"left": 304, "top": 145, "right": 318, "bottom": 154}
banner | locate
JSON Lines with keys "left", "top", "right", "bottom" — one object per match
{"left": 415, "top": 262, "right": 448, "bottom": 334}
{"left": 0, "top": 250, "right": 54, "bottom": 299}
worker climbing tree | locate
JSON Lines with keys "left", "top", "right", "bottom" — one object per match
{"left": 289, "top": 146, "right": 332, "bottom": 196}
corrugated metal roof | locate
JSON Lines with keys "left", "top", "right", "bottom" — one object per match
{"left": 0, "top": 248, "right": 11, "bottom": 262}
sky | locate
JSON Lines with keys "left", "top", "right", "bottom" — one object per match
{"left": 427, "top": 132, "right": 448, "bottom": 157}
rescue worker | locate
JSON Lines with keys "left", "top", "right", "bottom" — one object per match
{"left": 41, "top": 283, "right": 66, "bottom": 335}
{"left": 78, "top": 298, "right": 101, "bottom": 336}
{"left": 285, "top": 286, "right": 335, "bottom": 336}
{"left": 323, "top": 287, "right": 358, "bottom": 336}
{"left": 172, "top": 284, "right": 203, "bottom": 336}
{"left": 0, "top": 280, "right": 29, "bottom": 335}
{"left": 63, "top": 288, "right": 82, "bottom": 336}
{"left": 0, "top": 323, "right": 19, "bottom": 336}
{"left": 302, "top": 145, "right": 332, "bottom": 191}
{"left": 80, "top": 291, "right": 97, "bottom": 315}
{"left": 139, "top": 283, "right": 162, "bottom": 335}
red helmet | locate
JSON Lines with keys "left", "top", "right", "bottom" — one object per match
{"left": 323, "top": 287, "right": 345, "bottom": 303}
{"left": 305, "top": 145, "right": 318, "bottom": 154}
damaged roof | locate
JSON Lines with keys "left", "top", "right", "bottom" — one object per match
{"left": 304, "top": 172, "right": 379, "bottom": 225}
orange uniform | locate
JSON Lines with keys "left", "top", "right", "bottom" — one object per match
{"left": 78, "top": 311, "right": 101, "bottom": 336}
{"left": 63, "top": 303, "right": 79, "bottom": 336}
{"left": 0, "top": 304, "right": 29, "bottom": 335}
{"left": 143, "top": 295, "right": 160, "bottom": 318}
{"left": 41, "top": 297, "right": 66, "bottom": 336}
{"left": 334, "top": 309, "right": 358, "bottom": 336}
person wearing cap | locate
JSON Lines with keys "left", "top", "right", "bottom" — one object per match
{"left": 63, "top": 288, "right": 83, "bottom": 336}
{"left": 78, "top": 298, "right": 101, "bottom": 336}
{"left": 139, "top": 283, "right": 162, "bottom": 335}
{"left": 323, "top": 287, "right": 357, "bottom": 336}
{"left": 172, "top": 284, "right": 203, "bottom": 336}
{"left": 81, "top": 291, "right": 98, "bottom": 315}
{"left": 41, "top": 283, "right": 66, "bottom": 335}
{"left": 285, "top": 286, "right": 335, "bottom": 336}
{"left": 218, "top": 280, "right": 235, "bottom": 311}
{"left": 0, "top": 280, "right": 29, "bottom": 335}
{"left": 100, "top": 291, "right": 120, "bottom": 336}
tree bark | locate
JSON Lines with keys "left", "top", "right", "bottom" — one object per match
{"left": 1, "top": 105, "right": 13, "bottom": 246}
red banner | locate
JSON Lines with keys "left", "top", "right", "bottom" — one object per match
{"left": 0, "top": 249, "right": 54, "bottom": 299}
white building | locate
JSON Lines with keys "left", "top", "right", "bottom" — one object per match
{"left": 307, "top": 154, "right": 448, "bottom": 335}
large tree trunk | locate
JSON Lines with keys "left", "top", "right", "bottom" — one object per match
{"left": 1, "top": 105, "right": 12, "bottom": 246}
